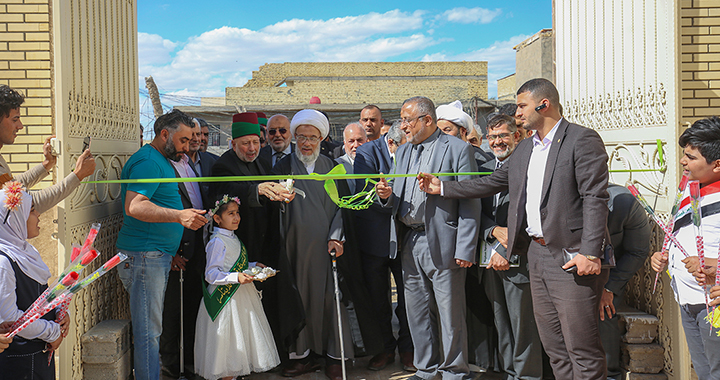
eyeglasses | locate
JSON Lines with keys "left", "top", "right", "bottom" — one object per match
{"left": 400, "top": 114, "right": 427, "bottom": 126}
{"left": 296, "top": 134, "right": 321, "bottom": 144}
{"left": 268, "top": 128, "right": 288, "bottom": 136}
{"left": 487, "top": 133, "right": 511, "bottom": 141}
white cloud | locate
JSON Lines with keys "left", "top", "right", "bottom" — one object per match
{"left": 137, "top": 9, "right": 433, "bottom": 99}
{"left": 137, "top": 32, "right": 177, "bottom": 66}
{"left": 441, "top": 7, "right": 502, "bottom": 24}
{"left": 423, "top": 34, "right": 527, "bottom": 98}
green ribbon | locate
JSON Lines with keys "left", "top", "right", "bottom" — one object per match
{"left": 202, "top": 241, "right": 248, "bottom": 322}
{"left": 81, "top": 168, "right": 661, "bottom": 185}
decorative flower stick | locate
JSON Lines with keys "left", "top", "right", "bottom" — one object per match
{"left": 653, "top": 174, "right": 690, "bottom": 293}
{"left": 627, "top": 183, "right": 690, "bottom": 258}
{"left": 8, "top": 271, "right": 78, "bottom": 333}
{"left": 689, "top": 181, "right": 711, "bottom": 312}
{"left": 9, "top": 253, "right": 127, "bottom": 339}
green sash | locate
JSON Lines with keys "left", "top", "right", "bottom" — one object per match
{"left": 202, "top": 241, "right": 248, "bottom": 321}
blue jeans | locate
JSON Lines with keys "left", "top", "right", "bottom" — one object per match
{"left": 117, "top": 249, "right": 172, "bottom": 380}
{"left": 680, "top": 303, "right": 720, "bottom": 380}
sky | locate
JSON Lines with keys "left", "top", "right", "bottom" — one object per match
{"left": 137, "top": 1, "right": 551, "bottom": 126}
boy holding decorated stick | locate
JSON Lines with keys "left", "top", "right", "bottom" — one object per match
{"left": 652, "top": 116, "right": 720, "bottom": 380}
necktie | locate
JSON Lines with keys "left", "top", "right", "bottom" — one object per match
{"left": 273, "top": 151, "right": 285, "bottom": 166}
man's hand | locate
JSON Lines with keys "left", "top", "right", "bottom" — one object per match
{"left": 456, "top": 259, "right": 473, "bottom": 268}
{"left": 491, "top": 226, "right": 509, "bottom": 249}
{"left": 178, "top": 209, "right": 208, "bottom": 230}
{"left": 58, "top": 314, "right": 70, "bottom": 337}
{"left": 73, "top": 149, "right": 96, "bottom": 180}
{"left": 651, "top": 251, "right": 668, "bottom": 273}
{"left": 682, "top": 256, "right": 700, "bottom": 274}
{"left": 171, "top": 255, "right": 188, "bottom": 271}
{"left": 259, "top": 182, "right": 296, "bottom": 203}
{"left": 49, "top": 330, "right": 64, "bottom": 350}
{"left": 692, "top": 258, "right": 716, "bottom": 286}
{"left": 328, "top": 239, "right": 344, "bottom": 257}
{"left": 375, "top": 174, "right": 392, "bottom": 200}
{"left": 710, "top": 285, "right": 720, "bottom": 307}
{"left": 599, "top": 289, "right": 615, "bottom": 321}
{"left": 0, "top": 322, "right": 13, "bottom": 353}
{"left": 487, "top": 252, "right": 509, "bottom": 271}
{"left": 418, "top": 172, "right": 441, "bottom": 195}
{"left": 42, "top": 136, "right": 57, "bottom": 171}
{"left": 562, "top": 254, "right": 601, "bottom": 275}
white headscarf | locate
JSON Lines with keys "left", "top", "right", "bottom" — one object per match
{"left": 0, "top": 187, "right": 50, "bottom": 284}
{"left": 290, "top": 109, "right": 329, "bottom": 139}
{"left": 436, "top": 100, "right": 474, "bottom": 132}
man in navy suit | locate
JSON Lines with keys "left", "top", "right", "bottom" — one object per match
{"left": 258, "top": 114, "right": 294, "bottom": 168}
{"left": 354, "top": 109, "right": 415, "bottom": 372}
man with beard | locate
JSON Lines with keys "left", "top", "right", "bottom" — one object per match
{"left": 375, "top": 97, "right": 481, "bottom": 380}
{"left": 479, "top": 114, "right": 543, "bottom": 380}
{"left": 360, "top": 105, "right": 385, "bottom": 142}
{"left": 272, "top": 109, "right": 359, "bottom": 380}
{"left": 436, "top": 101, "right": 493, "bottom": 165}
{"left": 210, "top": 112, "right": 301, "bottom": 364}
{"left": 159, "top": 120, "right": 214, "bottom": 378}
{"left": 116, "top": 109, "right": 209, "bottom": 380}
{"left": 259, "top": 114, "right": 294, "bottom": 168}
{"left": 196, "top": 117, "right": 219, "bottom": 158}
{"left": 335, "top": 122, "right": 366, "bottom": 190}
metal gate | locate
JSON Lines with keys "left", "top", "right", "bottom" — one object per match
{"left": 52, "top": 0, "right": 139, "bottom": 378}
{"left": 554, "top": 0, "right": 686, "bottom": 378}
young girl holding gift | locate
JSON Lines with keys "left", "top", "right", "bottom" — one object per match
{"left": 194, "top": 195, "right": 280, "bottom": 380}
{"left": 0, "top": 182, "right": 69, "bottom": 379}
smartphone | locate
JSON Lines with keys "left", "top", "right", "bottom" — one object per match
{"left": 82, "top": 136, "right": 91, "bottom": 153}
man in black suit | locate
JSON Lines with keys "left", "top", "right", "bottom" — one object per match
{"left": 354, "top": 110, "right": 415, "bottom": 372}
{"left": 600, "top": 184, "right": 651, "bottom": 379}
{"left": 420, "top": 78, "right": 610, "bottom": 380}
{"left": 196, "top": 117, "right": 219, "bottom": 158}
{"left": 258, "top": 114, "right": 294, "bottom": 168}
{"left": 160, "top": 121, "right": 211, "bottom": 378}
{"left": 478, "top": 114, "right": 542, "bottom": 380}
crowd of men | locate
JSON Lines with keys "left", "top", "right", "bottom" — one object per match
{"left": 111, "top": 77, "right": 654, "bottom": 380}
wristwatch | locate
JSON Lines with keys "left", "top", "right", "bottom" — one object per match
{"left": 584, "top": 254, "right": 599, "bottom": 261}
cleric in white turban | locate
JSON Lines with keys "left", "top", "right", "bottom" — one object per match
{"left": 290, "top": 109, "right": 329, "bottom": 139}
{"left": 436, "top": 100, "right": 474, "bottom": 140}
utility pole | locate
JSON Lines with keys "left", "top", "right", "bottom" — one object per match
{"left": 144, "top": 76, "right": 164, "bottom": 119}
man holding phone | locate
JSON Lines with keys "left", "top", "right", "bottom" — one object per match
{"left": 418, "top": 78, "right": 610, "bottom": 380}
{"left": 0, "top": 85, "right": 95, "bottom": 214}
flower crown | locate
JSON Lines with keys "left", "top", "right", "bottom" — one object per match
{"left": 209, "top": 194, "right": 241, "bottom": 217}
{"left": 3, "top": 180, "right": 25, "bottom": 224}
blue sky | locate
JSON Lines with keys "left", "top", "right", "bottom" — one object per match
{"left": 137, "top": 1, "right": 551, "bottom": 122}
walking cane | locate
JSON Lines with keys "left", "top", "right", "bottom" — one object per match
{"left": 330, "top": 249, "right": 347, "bottom": 380}
{"left": 178, "top": 268, "right": 188, "bottom": 380}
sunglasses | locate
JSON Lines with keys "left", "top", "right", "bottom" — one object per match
{"left": 268, "top": 128, "right": 288, "bottom": 136}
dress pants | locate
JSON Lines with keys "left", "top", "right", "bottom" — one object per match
{"left": 527, "top": 241, "right": 607, "bottom": 380}
{"left": 598, "top": 294, "right": 623, "bottom": 379}
{"left": 484, "top": 269, "right": 542, "bottom": 380}
{"left": 680, "top": 303, "right": 720, "bottom": 380}
{"left": 361, "top": 253, "right": 413, "bottom": 354}
{"left": 402, "top": 230, "right": 469, "bottom": 380}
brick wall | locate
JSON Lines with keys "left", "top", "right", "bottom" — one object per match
{"left": 497, "top": 74, "right": 516, "bottom": 101}
{"left": 229, "top": 61, "right": 488, "bottom": 106}
{"left": 0, "top": 0, "right": 52, "bottom": 189}
{"left": 681, "top": 0, "right": 720, "bottom": 124}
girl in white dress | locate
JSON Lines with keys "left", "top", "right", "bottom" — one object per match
{"left": 194, "top": 195, "right": 280, "bottom": 380}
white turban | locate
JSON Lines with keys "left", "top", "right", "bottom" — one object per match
{"left": 436, "top": 100, "right": 473, "bottom": 132}
{"left": 290, "top": 109, "right": 329, "bottom": 139}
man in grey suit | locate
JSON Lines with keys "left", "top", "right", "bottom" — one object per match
{"left": 480, "top": 114, "right": 542, "bottom": 380}
{"left": 419, "top": 78, "right": 610, "bottom": 380}
{"left": 376, "top": 96, "right": 481, "bottom": 380}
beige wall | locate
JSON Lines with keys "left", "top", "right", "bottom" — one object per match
{"left": 681, "top": 0, "right": 720, "bottom": 124}
{"left": 228, "top": 61, "right": 488, "bottom": 106}
{"left": 0, "top": 0, "right": 52, "bottom": 189}
{"left": 514, "top": 29, "right": 554, "bottom": 90}
{"left": 497, "top": 74, "right": 516, "bottom": 101}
